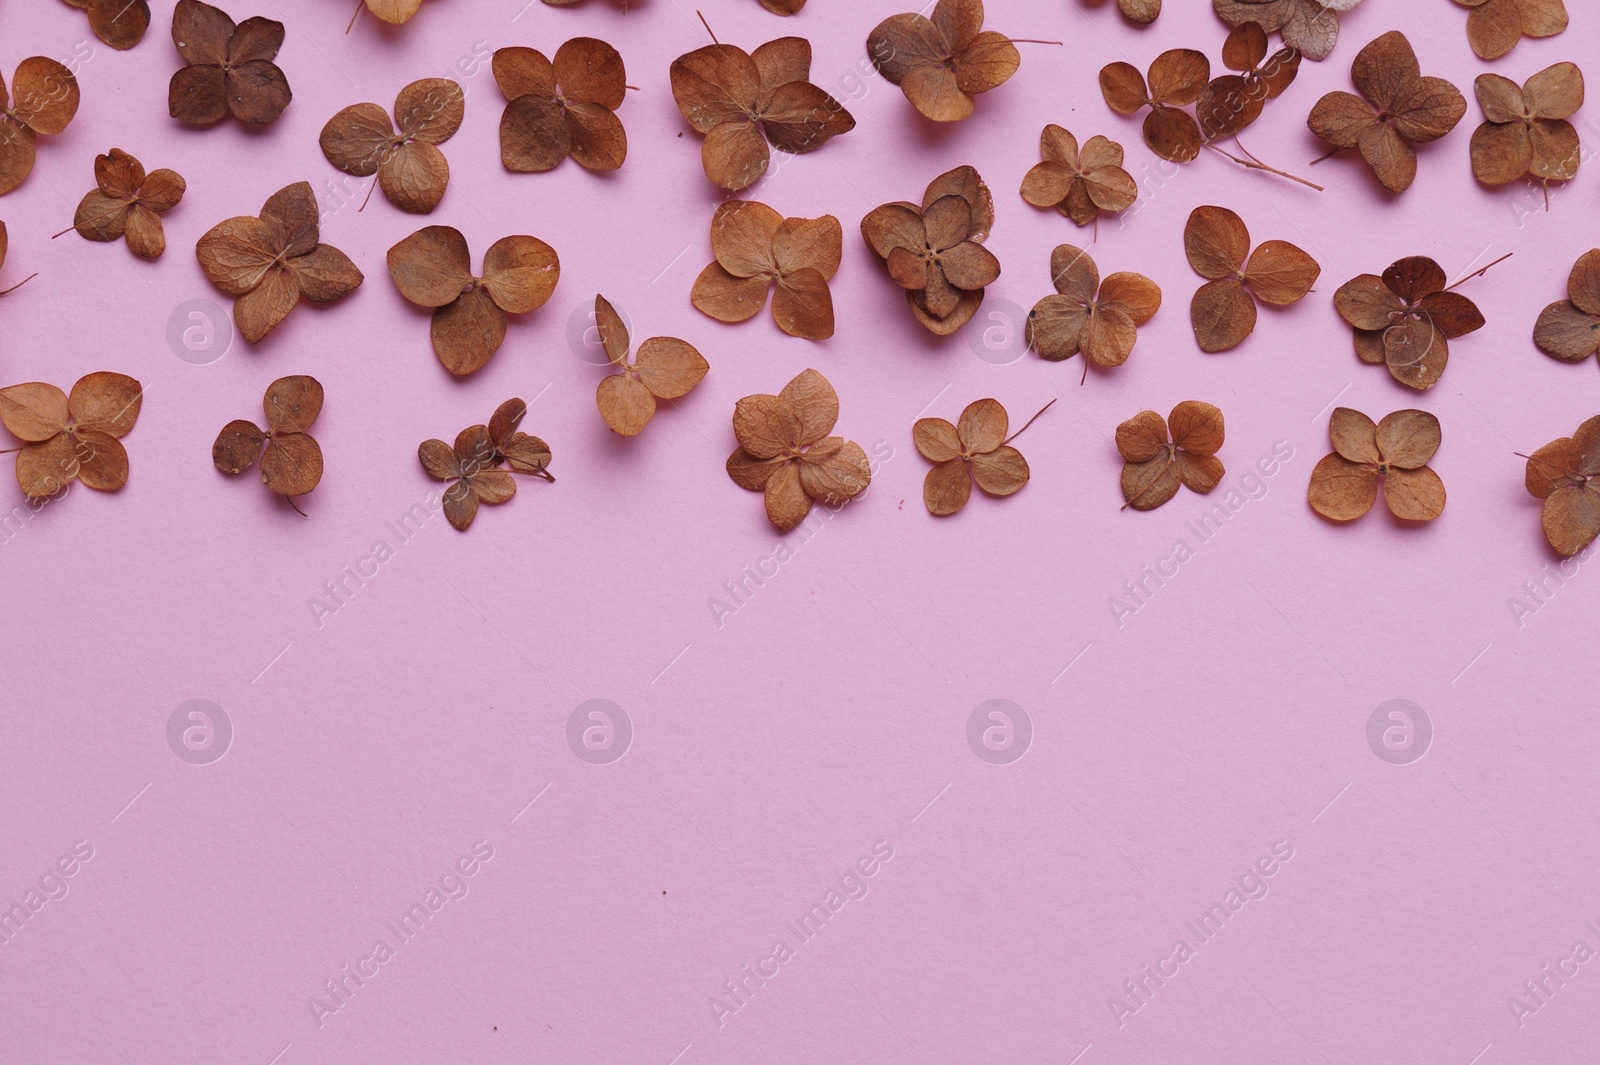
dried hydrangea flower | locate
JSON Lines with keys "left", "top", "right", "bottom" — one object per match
{"left": 1184, "top": 205, "right": 1319, "bottom": 353}
{"left": 1451, "top": 0, "right": 1567, "bottom": 61}
{"left": 1026, "top": 244, "right": 1160, "bottom": 375}
{"left": 213, "top": 375, "right": 324, "bottom": 501}
{"left": 1308, "top": 408, "right": 1445, "bottom": 522}
{"left": 319, "top": 79, "right": 465, "bottom": 213}
{"left": 915, "top": 397, "right": 1051, "bottom": 515}
{"left": 69, "top": 149, "right": 186, "bottom": 260}
{"left": 867, "top": 0, "right": 1024, "bottom": 122}
{"left": 168, "top": 0, "right": 291, "bottom": 125}
{"left": 1469, "top": 63, "right": 1583, "bottom": 188}
{"left": 1534, "top": 250, "right": 1600, "bottom": 366}
{"left": 495, "top": 39, "right": 627, "bottom": 173}
{"left": 1019, "top": 125, "right": 1136, "bottom": 227}
{"left": 0, "top": 373, "right": 142, "bottom": 497}
{"left": 1116, "top": 401, "right": 1225, "bottom": 511}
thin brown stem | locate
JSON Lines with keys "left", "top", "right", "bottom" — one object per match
{"left": 997, "top": 38, "right": 1064, "bottom": 46}
{"left": 346, "top": 0, "right": 364, "bottom": 33}
{"left": 1515, "top": 451, "right": 1570, "bottom": 478}
{"left": 1120, "top": 464, "right": 1172, "bottom": 511}
{"left": 1308, "top": 146, "right": 1339, "bottom": 165}
{"left": 1446, "top": 252, "right": 1512, "bottom": 291}
{"left": 0, "top": 272, "right": 38, "bottom": 296}
{"left": 696, "top": 10, "right": 718, "bottom": 44}
{"left": 1003, "top": 399, "right": 1057, "bottom": 445}
{"left": 286, "top": 494, "right": 309, "bottom": 517}
{"left": 1204, "top": 141, "right": 1323, "bottom": 191}
{"left": 358, "top": 175, "right": 379, "bottom": 212}
{"left": 52, "top": 200, "right": 131, "bottom": 239}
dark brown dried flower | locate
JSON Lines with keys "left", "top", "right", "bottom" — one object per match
{"left": 213, "top": 375, "right": 324, "bottom": 500}
{"left": 168, "top": 0, "right": 291, "bottom": 125}
{"left": 320, "top": 79, "right": 465, "bottom": 213}
{"left": 1019, "top": 125, "right": 1136, "bottom": 227}
{"left": 495, "top": 39, "right": 628, "bottom": 173}
{"left": 70, "top": 148, "right": 185, "bottom": 260}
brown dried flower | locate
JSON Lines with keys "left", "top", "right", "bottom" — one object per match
{"left": 759, "top": 0, "right": 806, "bottom": 12}
{"left": 867, "top": 0, "right": 1023, "bottom": 122}
{"left": 196, "top": 182, "right": 364, "bottom": 344}
{"left": 419, "top": 399, "right": 553, "bottom": 532}
{"left": 70, "top": 149, "right": 186, "bottom": 260}
{"left": 0, "top": 58, "right": 81, "bottom": 196}
{"left": 1213, "top": 0, "right": 1363, "bottom": 62}
{"left": 0, "top": 372, "right": 142, "bottom": 497}
{"left": 1333, "top": 256, "right": 1486, "bottom": 389}
{"left": 1116, "top": 401, "right": 1225, "bottom": 511}
{"left": 62, "top": 0, "right": 150, "bottom": 50}
{"left": 1119, "top": 0, "right": 1161, "bottom": 24}
{"left": 862, "top": 166, "right": 996, "bottom": 336}
{"left": 1469, "top": 63, "right": 1583, "bottom": 188}
{"left": 1026, "top": 244, "right": 1160, "bottom": 373}
{"left": 1019, "top": 125, "right": 1136, "bottom": 227}
{"left": 671, "top": 36, "right": 854, "bottom": 189}
{"left": 360, "top": 0, "right": 425, "bottom": 24}
{"left": 691, "top": 201, "right": 840, "bottom": 341}
{"left": 1308, "top": 408, "right": 1445, "bottom": 522}
{"left": 1451, "top": 0, "right": 1567, "bottom": 61}
{"left": 168, "top": 0, "right": 291, "bottom": 125}
{"left": 495, "top": 39, "right": 628, "bottom": 173}
{"left": 1525, "top": 415, "right": 1600, "bottom": 555}
{"left": 1307, "top": 31, "right": 1465, "bottom": 194}
{"left": 1100, "top": 49, "right": 1209, "bottom": 163}
{"left": 1196, "top": 23, "right": 1301, "bottom": 139}
{"left": 1184, "top": 205, "right": 1319, "bottom": 353}
{"left": 915, "top": 397, "right": 1050, "bottom": 515}
{"left": 727, "top": 369, "right": 871, "bottom": 532}
{"left": 213, "top": 375, "right": 324, "bottom": 501}
{"left": 319, "top": 79, "right": 464, "bottom": 214}
{"left": 387, "top": 226, "right": 561, "bottom": 375}
{"left": 593, "top": 295, "right": 708, "bottom": 436}
{"left": 1534, "top": 250, "right": 1600, "bottom": 365}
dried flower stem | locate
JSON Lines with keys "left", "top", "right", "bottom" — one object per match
{"left": 346, "top": 0, "right": 364, "bottom": 33}
{"left": 0, "top": 273, "right": 38, "bottom": 296}
{"left": 1447, "top": 252, "right": 1513, "bottom": 291}
{"left": 696, "top": 11, "right": 719, "bottom": 44}
{"left": 1003, "top": 399, "right": 1057, "bottom": 445}
{"left": 1204, "top": 140, "right": 1323, "bottom": 192}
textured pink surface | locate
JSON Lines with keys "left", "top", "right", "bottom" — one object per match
{"left": 1, "top": 1, "right": 1597, "bottom": 1063}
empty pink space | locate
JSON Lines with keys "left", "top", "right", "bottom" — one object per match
{"left": 0, "top": 1, "right": 1596, "bottom": 1063}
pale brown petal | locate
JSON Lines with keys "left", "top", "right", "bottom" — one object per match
{"left": 1376, "top": 409, "right": 1441, "bottom": 468}
{"left": 261, "top": 182, "right": 319, "bottom": 257}
{"left": 861, "top": 203, "right": 926, "bottom": 260}
{"left": 1525, "top": 61, "right": 1583, "bottom": 119}
{"left": 1243, "top": 241, "right": 1319, "bottom": 305}
{"left": 970, "top": 446, "right": 1028, "bottom": 496}
{"left": 263, "top": 375, "right": 322, "bottom": 434}
{"left": 1081, "top": 306, "right": 1137, "bottom": 367}
{"left": 261, "top": 432, "right": 322, "bottom": 495}
{"left": 764, "top": 462, "right": 812, "bottom": 531}
{"left": 1384, "top": 466, "right": 1445, "bottom": 520}
{"left": 914, "top": 418, "right": 963, "bottom": 463}
{"left": 953, "top": 33, "right": 1020, "bottom": 97}
{"left": 1328, "top": 407, "right": 1379, "bottom": 464}
{"left": 290, "top": 245, "right": 363, "bottom": 303}
{"left": 499, "top": 95, "right": 570, "bottom": 172}
{"left": 1170, "top": 400, "right": 1224, "bottom": 454}
{"left": 320, "top": 103, "right": 394, "bottom": 175}
{"left": 0, "top": 382, "right": 70, "bottom": 440}
{"left": 1115, "top": 410, "right": 1168, "bottom": 462}
{"left": 1542, "top": 484, "right": 1600, "bottom": 555}
{"left": 594, "top": 294, "right": 629, "bottom": 366}
{"left": 169, "top": 64, "right": 229, "bottom": 125}
{"left": 1184, "top": 206, "right": 1250, "bottom": 279}
{"left": 123, "top": 205, "right": 165, "bottom": 260}
{"left": 226, "top": 59, "right": 292, "bottom": 124}
{"left": 1098, "top": 272, "right": 1162, "bottom": 325}
{"left": 1358, "top": 123, "right": 1418, "bottom": 193}
{"left": 597, "top": 373, "right": 656, "bottom": 436}
{"left": 196, "top": 217, "right": 276, "bottom": 296}
{"left": 734, "top": 394, "right": 801, "bottom": 458}
{"left": 16, "top": 434, "right": 78, "bottom": 497}
{"left": 564, "top": 101, "right": 627, "bottom": 171}
{"left": 74, "top": 191, "right": 130, "bottom": 242}
{"left": 799, "top": 439, "right": 870, "bottom": 504}
{"left": 751, "top": 37, "right": 812, "bottom": 90}
{"left": 395, "top": 78, "right": 464, "bottom": 144}
{"left": 1190, "top": 278, "right": 1257, "bottom": 352}
{"left": 866, "top": 13, "right": 943, "bottom": 85}
{"left": 418, "top": 438, "right": 458, "bottom": 480}
{"left": 1334, "top": 274, "right": 1403, "bottom": 330}
{"left": 779, "top": 368, "right": 839, "bottom": 445}
{"left": 710, "top": 200, "right": 782, "bottom": 277}
{"left": 1039, "top": 124, "right": 1079, "bottom": 165}
{"left": 691, "top": 263, "right": 770, "bottom": 322}
{"left": 1528, "top": 119, "right": 1581, "bottom": 181}
{"left": 12, "top": 58, "right": 80, "bottom": 134}
{"left": 380, "top": 140, "right": 450, "bottom": 213}
{"left": 900, "top": 64, "right": 973, "bottom": 122}
{"left": 1143, "top": 106, "right": 1203, "bottom": 163}
{"left": 1534, "top": 301, "right": 1600, "bottom": 362}
{"left": 1568, "top": 250, "right": 1600, "bottom": 316}
{"left": 1308, "top": 453, "right": 1377, "bottom": 520}
{"left": 1307, "top": 90, "right": 1376, "bottom": 149}
{"left": 1025, "top": 295, "right": 1087, "bottom": 362}
{"left": 493, "top": 46, "right": 556, "bottom": 101}
{"left": 1416, "top": 292, "right": 1484, "bottom": 339}
{"left": 1099, "top": 63, "right": 1149, "bottom": 114}
{"left": 957, "top": 398, "right": 1007, "bottom": 453}
{"left": 1175, "top": 452, "right": 1225, "bottom": 493}
{"left": 1470, "top": 119, "right": 1533, "bottom": 185}
{"left": 1049, "top": 243, "right": 1099, "bottom": 300}
{"left": 923, "top": 459, "right": 971, "bottom": 515}
{"left": 1383, "top": 317, "right": 1449, "bottom": 390}
{"left": 1121, "top": 457, "right": 1180, "bottom": 510}
{"left": 1020, "top": 162, "right": 1072, "bottom": 207}
{"left": 941, "top": 241, "right": 1000, "bottom": 290}
{"left": 482, "top": 235, "right": 560, "bottom": 314}
{"left": 72, "top": 430, "right": 129, "bottom": 491}
{"left": 670, "top": 44, "right": 759, "bottom": 133}
{"left": 727, "top": 448, "right": 785, "bottom": 491}
{"left": 760, "top": 81, "right": 856, "bottom": 153}
{"left": 774, "top": 215, "right": 843, "bottom": 280}
{"left": 771, "top": 267, "right": 834, "bottom": 340}
{"left": 1148, "top": 49, "right": 1209, "bottom": 105}
{"left": 634, "top": 338, "right": 708, "bottom": 399}
{"left": 234, "top": 268, "right": 299, "bottom": 343}
{"left": 432, "top": 290, "right": 506, "bottom": 375}
{"left": 442, "top": 482, "right": 480, "bottom": 530}
{"left": 213, "top": 419, "right": 266, "bottom": 473}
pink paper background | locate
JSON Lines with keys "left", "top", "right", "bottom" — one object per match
{"left": 2, "top": 0, "right": 1597, "bottom": 1062}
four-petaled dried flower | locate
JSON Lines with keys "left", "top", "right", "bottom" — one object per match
{"left": 1470, "top": 63, "right": 1583, "bottom": 188}
{"left": 0, "top": 57, "right": 81, "bottom": 196}
{"left": 593, "top": 295, "right": 709, "bottom": 437}
{"left": 387, "top": 225, "right": 561, "bottom": 375}
{"left": 1100, "top": 50, "right": 1209, "bottom": 163}
{"left": 690, "top": 201, "right": 840, "bottom": 341}
{"left": 1534, "top": 250, "right": 1600, "bottom": 366}
{"left": 1196, "top": 23, "right": 1301, "bottom": 139}
{"left": 727, "top": 368, "right": 871, "bottom": 532}
{"left": 671, "top": 36, "right": 854, "bottom": 189}
{"left": 862, "top": 166, "right": 996, "bottom": 336}
{"left": 197, "top": 182, "right": 364, "bottom": 344}
{"left": 1027, "top": 244, "right": 1160, "bottom": 374}
{"left": 1333, "top": 256, "right": 1484, "bottom": 390}
{"left": 1213, "top": 0, "right": 1363, "bottom": 62}
{"left": 1451, "top": 0, "right": 1567, "bottom": 61}
{"left": 495, "top": 39, "right": 628, "bottom": 173}
{"left": 1184, "top": 205, "right": 1319, "bottom": 353}
{"left": 0, "top": 372, "right": 142, "bottom": 497}
{"left": 1525, "top": 415, "right": 1600, "bottom": 555}
{"left": 1019, "top": 125, "right": 1136, "bottom": 227}
{"left": 62, "top": 0, "right": 150, "bottom": 50}
{"left": 1116, "top": 401, "right": 1225, "bottom": 511}
{"left": 213, "top": 375, "right": 324, "bottom": 500}
{"left": 320, "top": 79, "right": 465, "bottom": 214}
{"left": 418, "top": 400, "right": 554, "bottom": 532}
{"left": 71, "top": 149, "right": 186, "bottom": 260}
{"left": 915, "top": 398, "right": 1044, "bottom": 515}
{"left": 1307, "top": 31, "right": 1465, "bottom": 194}
{"left": 168, "top": 0, "right": 291, "bottom": 126}
{"left": 1308, "top": 408, "right": 1445, "bottom": 522}
{"left": 867, "top": 0, "right": 1022, "bottom": 122}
